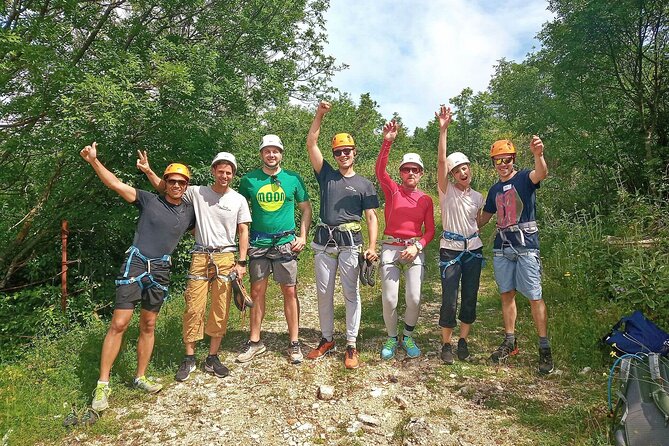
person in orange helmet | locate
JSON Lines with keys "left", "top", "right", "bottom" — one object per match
{"left": 478, "top": 135, "right": 554, "bottom": 375}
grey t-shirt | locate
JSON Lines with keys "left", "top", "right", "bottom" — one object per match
{"left": 314, "top": 160, "right": 378, "bottom": 246}
{"left": 131, "top": 189, "right": 195, "bottom": 258}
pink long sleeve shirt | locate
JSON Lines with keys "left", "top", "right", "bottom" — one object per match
{"left": 375, "top": 140, "right": 435, "bottom": 248}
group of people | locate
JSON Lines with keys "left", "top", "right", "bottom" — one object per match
{"left": 81, "top": 101, "right": 554, "bottom": 413}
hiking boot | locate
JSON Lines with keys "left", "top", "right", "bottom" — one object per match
{"left": 288, "top": 341, "right": 304, "bottom": 364}
{"left": 204, "top": 355, "right": 229, "bottom": 378}
{"left": 490, "top": 339, "right": 519, "bottom": 363}
{"left": 401, "top": 336, "right": 421, "bottom": 358}
{"left": 441, "top": 343, "right": 454, "bottom": 365}
{"left": 538, "top": 346, "right": 554, "bottom": 375}
{"left": 380, "top": 337, "right": 399, "bottom": 360}
{"left": 306, "top": 337, "right": 336, "bottom": 360}
{"left": 175, "top": 357, "right": 196, "bottom": 382}
{"left": 344, "top": 345, "right": 360, "bottom": 369}
{"left": 133, "top": 375, "right": 163, "bottom": 393}
{"left": 457, "top": 338, "right": 470, "bottom": 361}
{"left": 236, "top": 340, "right": 267, "bottom": 363}
{"left": 91, "top": 382, "right": 111, "bottom": 412}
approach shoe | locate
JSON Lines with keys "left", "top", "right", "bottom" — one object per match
{"left": 441, "top": 343, "right": 454, "bottom": 365}
{"left": 401, "top": 336, "right": 421, "bottom": 358}
{"left": 236, "top": 340, "right": 267, "bottom": 363}
{"left": 306, "top": 337, "right": 336, "bottom": 360}
{"left": 204, "top": 355, "right": 229, "bottom": 378}
{"left": 288, "top": 341, "right": 304, "bottom": 364}
{"left": 344, "top": 345, "right": 360, "bottom": 369}
{"left": 175, "top": 357, "right": 196, "bottom": 382}
{"left": 381, "top": 337, "right": 399, "bottom": 360}
{"left": 538, "top": 346, "right": 555, "bottom": 375}
{"left": 133, "top": 375, "right": 163, "bottom": 393}
{"left": 489, "top": 339, "right": 519, "bottom": 364}
{"left": 91, "top": 382, "right": 111, "bottom": 412}
{"left": 457, "top": 338, "right": 471, "bottom": 361}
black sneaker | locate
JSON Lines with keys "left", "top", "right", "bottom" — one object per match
{"left": 175, "top": 357, "right": 196, "bottom": 382}
{"left": 538, "top": 347, "right": 554, "bottom": 375}
{"left": 489, "top": 339, "right": 519, "bottom": 363}
{"left": 204, "top": 355, "right": 229, "bottom": 378}
{"left": 456, "top": 338, "right": 470, "bottom": 361}
{"left": 440, "top": 343, "right": 454, "bottom": 365}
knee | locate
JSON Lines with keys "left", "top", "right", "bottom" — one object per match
{"left": 140, "top": 318, "right": 156, "bottom": 334}
{"left": 109, "top": 319, "right": 130, "bottom": 334}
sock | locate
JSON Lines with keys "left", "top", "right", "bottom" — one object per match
{"left": 539, "top": 336, "right": 550, "bottom": 349}
{"left": 207, "top": 354, "right": 218, "bottom": 359}
{"left": 97, "top": 380, "right": 109, "bottom": 386}
{"left": 505, "top": 333, "right": 515, "bottom": 345}
{"left": 404, "top": 323, "right": 415, "bottom": 333}
{"left": 347, "top": 342, "right": 356, "bottom": 349}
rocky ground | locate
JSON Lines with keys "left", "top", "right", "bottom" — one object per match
{"left": 61, "top": 283, "right": 566, "bottom": 446}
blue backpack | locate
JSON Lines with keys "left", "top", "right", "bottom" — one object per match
{"left": 603, "top": 311, "right": 669, "bottom": 357}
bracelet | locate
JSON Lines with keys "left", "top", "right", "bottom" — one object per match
{"left": 236, "top": 260, "right": 248, "bottom": 267}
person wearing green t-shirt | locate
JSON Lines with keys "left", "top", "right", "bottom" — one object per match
{"left": 236, "top": 134, "right": 312, "bottom": 364}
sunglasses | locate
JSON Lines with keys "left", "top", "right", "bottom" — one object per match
{"left": 166, "top": 179, "right": 188, "bottom": 187}
{"left": 270, "top": 175, "right": 281, "bottom": 187}
{"left": 493, "top": 157, "right": 514, "bottom": 166}
{"left": 400, "top": 166, "right": 422, "bottom": 174}
{"left": 333, "top": 148, "right": 353, "bottom": 157}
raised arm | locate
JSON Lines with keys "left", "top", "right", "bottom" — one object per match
{"left": 528, "top": 135, "right": 548, "bottom": 184}
{"left": 375, "top": 120, "right": 398, "bottom": 195}
{"left": 292, "top": 200, "right": 313, "bottom": 252}
{"left": 306, "top": 101, "right": 330, "bottom": 174}
{"left": 136, "top": 150, "right": 166, "bottom": 193}
{"left": 80, "top": 142, "right": 137, "bottom": 203}
{"left": 436, "top": 105, "right": 453, "bottom": 194}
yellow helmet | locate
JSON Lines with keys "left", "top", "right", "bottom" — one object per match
{"left": 163, "top": 163, "right": 191, "bottom": 181}
{"left": 490, "top": 139, "right": 516, "bottom": 158}
{"left": 332, "top": 133, "right": 355, "bottom": 149}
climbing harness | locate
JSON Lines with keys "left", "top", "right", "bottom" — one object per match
{"left": 316, "top": 220, "right": 362, "bottom": 248}
{"left": 439, "top": 231, "right": 483, "bottom": 277}
{"left": 250, "top": 229, "right": 295, "bottom": 246}
{"left": 381, "top": 235, "right": 418, "bottom": 246}
{"left": 115, "top": 246, "right": 171, "bottom": 299}
{"left": 496, "top": 221, "right": 538, "bottom": 249}
{"left": 186, "top": 244, "right": 237, "bottom": 282}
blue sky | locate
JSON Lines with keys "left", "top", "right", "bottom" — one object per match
{"left": 322, "top": 1, "right": 555, "bottom": 130}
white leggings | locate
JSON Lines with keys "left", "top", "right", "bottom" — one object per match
{"left": 312, "top": 242, "right": 361, "bottom": 343}
{"left": 380, "top": 245, "right": 425, "bottom": 337}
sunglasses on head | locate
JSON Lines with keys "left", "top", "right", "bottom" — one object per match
{"left": 333, "top": 148, "right": 353, "bottom": 157}
{"left": 493, "top": 156, "right": 514, "bottom": 166}
{"left": 400, "top": 166, "right": 422, "bottom": 174}
{"left": 166, "top": 179, "right": 188, "bottom": 187}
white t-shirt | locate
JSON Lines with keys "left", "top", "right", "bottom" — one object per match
{"left": 185, "top": 186, "right": 252, "bottom": 250}
{"left": 438, "top": 184, "right": 484, "bottom": 251}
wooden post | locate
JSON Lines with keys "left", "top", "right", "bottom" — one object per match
{"left": 61, "top": 220, "right": 68, "bottom": 312}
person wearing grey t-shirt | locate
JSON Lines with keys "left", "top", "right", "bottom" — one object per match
{"left": 305, "top": 101, "right": 379, "bottom": 370}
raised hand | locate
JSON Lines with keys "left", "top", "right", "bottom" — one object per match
{"left": 136, "top": 149, "right": 151, "bottom": 173}
{"left": 382, "top": 120, "right": 399, "bottom": 142}
{"left": 80, "top": 142, "right": 98, "bottom": 163}
{"left": 435, "top": 105, "right": 453, "bottom": 131}
{"left": 530, "top": 135, "right": 544, "bottom": 156}
{"left": 316, "top": 100, "right": 331, "bottom": 115}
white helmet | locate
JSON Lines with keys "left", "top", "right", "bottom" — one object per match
{"left": 211, "top": 152, "right": 238, "bottom": 172}
{"left": 259, "top": 134, "right": 284, "bottom": 152}
{"left": 399, "top": 153, "right": 424, "bottom": 169}
{"left": 446, "top": 152, "right": 470, "bottom": 172}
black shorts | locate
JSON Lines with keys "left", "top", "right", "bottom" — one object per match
{"left": 115, "top": 256, "right": 170, "bottom": 313}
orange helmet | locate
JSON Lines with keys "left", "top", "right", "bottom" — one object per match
{"left": 490, "top": 140, "right": 516, "bottom": 158}
{"left": 163, "top": 163, "right": 191, "bottom": 181}
{"left": 332, "top": 133, "right": 355, "bottom": 149}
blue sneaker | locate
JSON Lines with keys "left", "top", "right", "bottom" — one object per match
{"left": 402, "top": 336, "right": 421, "bottom": 358}
{"left": 380, "top": 337, "right": 398, "bottom": 360}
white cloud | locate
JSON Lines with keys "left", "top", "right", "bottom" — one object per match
{"left": 323, "top": 0, "right": 554, "bottom": 130}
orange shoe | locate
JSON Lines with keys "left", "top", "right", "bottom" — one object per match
{"left": 344, "top": 345, "right": 359, "bottom": 369}
{"left": 306, "top": 337, "right": 336, "bottom": 360}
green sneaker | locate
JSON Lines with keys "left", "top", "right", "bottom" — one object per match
{"left": 133, "top": 375, "right": 163, "bottom": 394}
{"left": 91, "top": 382, "right": 111, "bottom": 411}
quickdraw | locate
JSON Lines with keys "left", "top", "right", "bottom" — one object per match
{"left": 115, "top": 246, "right": 171, "bottom": 299}
{"left": 439, "top": 231, "right": 483, "bottom": 277}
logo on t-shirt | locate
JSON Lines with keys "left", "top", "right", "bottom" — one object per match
{"left": 256, "top": 184, "right": 286, "bottom": 212}
{"left": 495, "top": 186, "right": 523, "bottom": 229}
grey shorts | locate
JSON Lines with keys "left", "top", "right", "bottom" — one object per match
{"left": 248, "top": 242, "right": 298, "bottom": 285}
{"left": 492, "top": 247, "right": 542, "bottom": 300}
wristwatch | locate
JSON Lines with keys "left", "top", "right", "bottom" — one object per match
{"left": 236, "top": 260, "right": 248, "bottom": 267}
{"left": 414, "top": 241, "right": 423, "bottom": 252}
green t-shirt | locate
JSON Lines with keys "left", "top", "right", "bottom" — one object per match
{"left": 239, "top": 168, "right": 309, "bottom": 247}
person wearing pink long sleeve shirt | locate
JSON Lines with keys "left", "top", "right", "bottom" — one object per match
{"left": 375, "top": 120, "right": 435, "bottom": 360}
